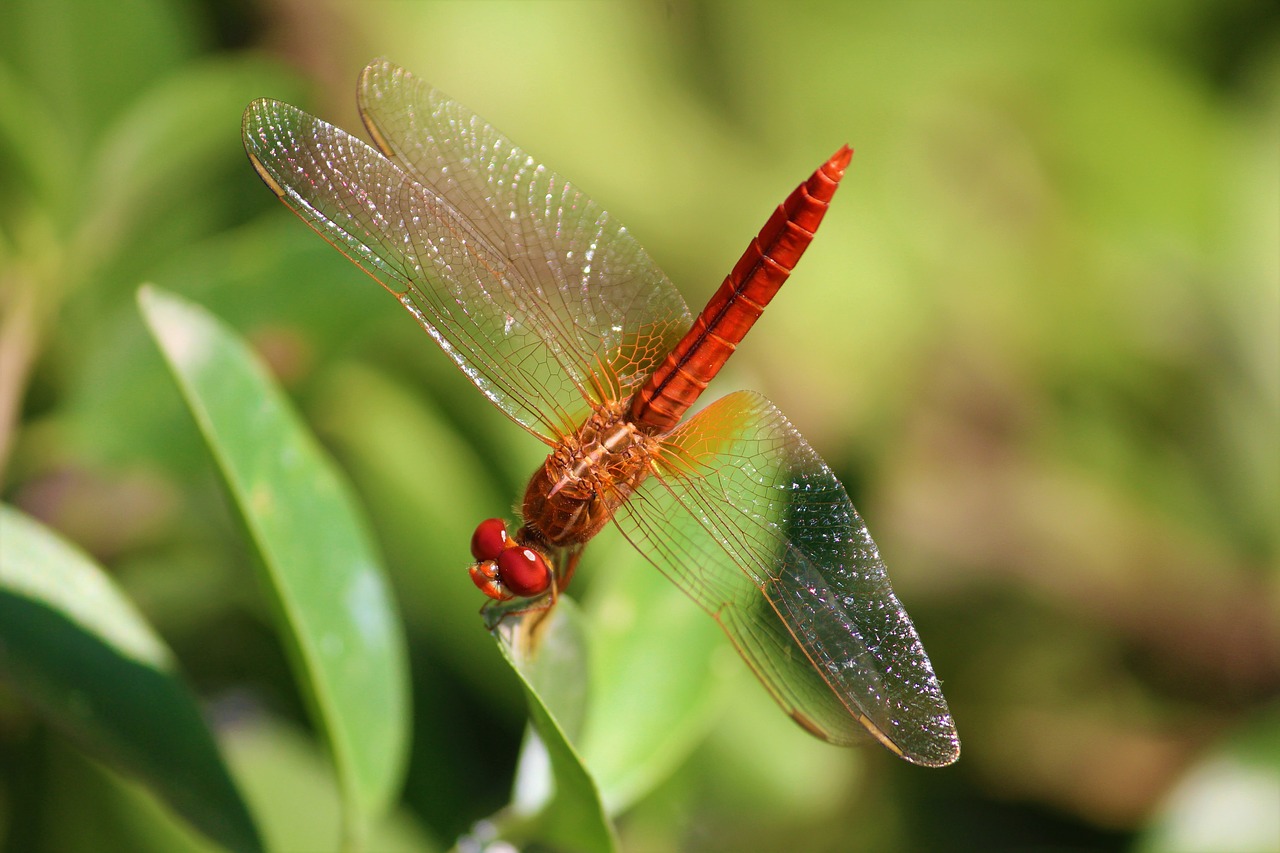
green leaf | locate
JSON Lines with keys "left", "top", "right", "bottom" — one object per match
{"left": 0, "top": 503, "right": 262, "bottom": 853}
{"left": 578, "top": 532, "right": 727, "bottom": 813}
{"left": 137, "top": 285, "right": 410, "bottom": 840}
{"left": 495, "top": 602, "right": 617, "bottom": 853}
{"left": 224, "top": 717, "right": 440, "bottom": 853}
{"left": 309, "top": 362, "right": 530, "bottom": 710}
{"left": 311, "top": 364, "right": 508, "bottom": 648}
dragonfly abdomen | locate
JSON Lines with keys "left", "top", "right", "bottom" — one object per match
{"left": 627, "top": 146, "right": 853, "bottom": 435}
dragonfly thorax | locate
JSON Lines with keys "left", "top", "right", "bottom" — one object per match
{"left": 521, "top": 401, "right": 656, "bottom": 548}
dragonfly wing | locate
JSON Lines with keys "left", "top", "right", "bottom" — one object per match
{"left": 356, "top": 59, "right": 693, "bottom": 411}
{"left": 613, "top": 390, "right": 959, "bottom": 766}
{"left": 243, "top": 98, "right": 653, "bottom": 440}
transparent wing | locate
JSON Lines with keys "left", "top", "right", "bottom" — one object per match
{"left": 243, "top": 63, "right": 691, "bottom": 439}
{"left": 613, "top": 390, "right": 959, "bottom": 766}
{"left": 355, "top": 60, "right": 691, "bottom": 410}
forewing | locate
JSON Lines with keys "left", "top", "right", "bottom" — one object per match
{"left": 613, "top": 391, "right": 959, "bottom": 766}
{"left": 356, "top": 60, "right": 693, "bottom": 410}
{"left": 244, "top": 98, "right": 609, "bottom": 439}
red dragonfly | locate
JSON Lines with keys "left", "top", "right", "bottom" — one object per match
{"left": 242, "top": 60, "right": 958, "bottom": 767}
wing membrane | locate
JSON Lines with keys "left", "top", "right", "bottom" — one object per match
{"left": 357, "top": 60, "right": 692, "bottom": 411}
{"left": 614, "top": 391, "right": 959, "bottom": 766}
{"left": 242, "top": 61, "right": 692, "bottom": 439}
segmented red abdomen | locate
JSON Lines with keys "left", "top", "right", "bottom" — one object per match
{"left": 627, "top": 145, "right": 853, "bottom": 435}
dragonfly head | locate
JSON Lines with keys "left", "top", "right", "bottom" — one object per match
{"left": 468, "top": 518, "right": 552, "bottom": 600}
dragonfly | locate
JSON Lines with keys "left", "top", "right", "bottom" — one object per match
{"left": 242, "top": 60, "right": 959, "bottom": 767}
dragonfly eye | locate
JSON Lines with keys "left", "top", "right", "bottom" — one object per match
{"left": 470, "top": 518, "right": 510, "bottom": 561}
{"left": 496, "top": 547, "right": 551, "bottom": 598}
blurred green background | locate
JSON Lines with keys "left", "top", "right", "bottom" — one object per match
{"left": 2, "top": 0, "right": 1277, "bottom": 850}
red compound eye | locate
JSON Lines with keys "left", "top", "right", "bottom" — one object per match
{"left": 496, "top": 547, "right": 551, "bottom": 598}
{"left": 470, "top": 518, "right": 509, "bottom": 561}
